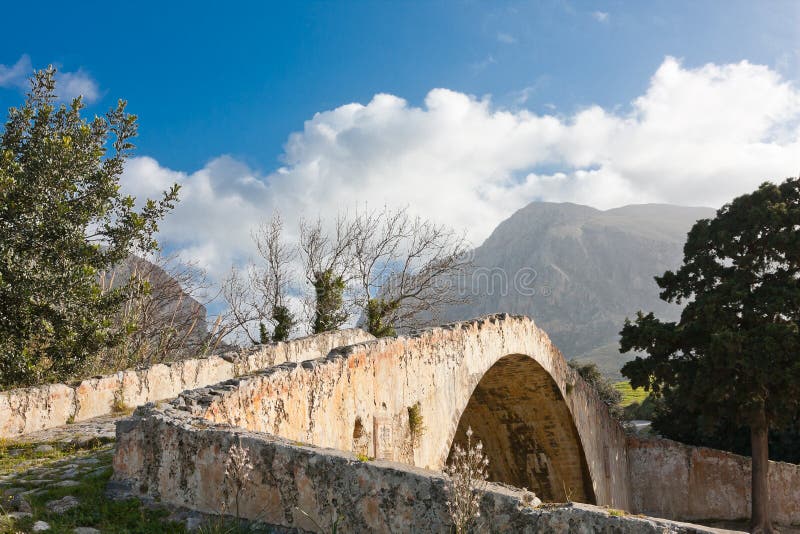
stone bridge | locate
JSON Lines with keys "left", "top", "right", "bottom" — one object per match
{"left": 111, "top": 314, "right": 800, "bottom": 531}
{"left": 195, "top": 314, "right": 628, "bottom": 507}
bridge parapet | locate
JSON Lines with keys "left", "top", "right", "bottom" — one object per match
{"left": 0, "top": 328, "right": 374, "bottom": 439}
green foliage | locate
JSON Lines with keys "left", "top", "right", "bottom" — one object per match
{"left": 365, "top": 298, "right": 399, "bottom": 337}
{"left": 0, "top": 514, "right": 14, "bottom": 534}
{"left": 111, "top": 388, "right": 132, "bottom": 415}
{"left": 258, "top": 322, "right": 269, "bottom": 345}
{"left": 622, "top": 395, "right": 658, "bottom": 421}
{"left": 568, "top": 360, "right": 623, "bottom": 419}
{"left": 271, "top": 305, "right": 294, "bottom": 342}
{"left": 407, "top": 401, "right": 426, "bottom": 441}
{"left": 256, "top": 305, "right": 294, "bottom": 345}
{"left": 620, "top": 178, "right": 800, "bottom": 431}
{"left": 0, "top": 67, "right": 179, "bottom": 388}
{"left": 0, "top": 441, "right": 76, "bottom": 474}
{"left": 311, "top": 269, "right": 347, "bottom": 334}
{"left": 613, "top": 381, "right": 657, "bottom": 420}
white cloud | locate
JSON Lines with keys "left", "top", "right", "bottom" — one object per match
{"left": 0, "top": 54, "right": 100, "bottom": 103}
{"left": 0, "top": 54, "right": 32, "bottom": 90}
{"left": 592, "top": 11, "right": 609, "bottom": 23}
{"left": 497, "top": 32, "right": 516, "bottom": 44}
{"left": 121, "top": 57, "right": 800, "bottom": 284}
{"left": 58, "top": 69, "right": 100, "bottom": 103}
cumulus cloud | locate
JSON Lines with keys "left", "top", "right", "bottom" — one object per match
{"left": 592, "top": 11, "right": 609, "bottom": 23}
{"left": 121, "top": 57, "right": 800, "bottom": 282}
{"left": 0, "top": 54, "right": 100, "bottom": 103}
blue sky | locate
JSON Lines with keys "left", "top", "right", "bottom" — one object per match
{"left": 2, "top": 1, "right": 800, "bottom": 279}
{"left": 2, "top": 1, "right": 797, "bottom": 173}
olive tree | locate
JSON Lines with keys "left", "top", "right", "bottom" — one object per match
{"left": 0, "top": 68, "right": 179, "bottom": 387}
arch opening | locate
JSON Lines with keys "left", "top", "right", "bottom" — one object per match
{"left": 447, "top": 354, "right": 596, "bottom": 504}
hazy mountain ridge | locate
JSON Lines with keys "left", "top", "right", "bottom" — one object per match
{"left": 442, "top": 202, "right": 716, "bottom": 378}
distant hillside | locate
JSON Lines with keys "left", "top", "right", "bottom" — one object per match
{"left": 107, "top": 255, "right": 209, "bottom": 347}
{"left": 441, "top": 202, "right": 715, "bottom": 378}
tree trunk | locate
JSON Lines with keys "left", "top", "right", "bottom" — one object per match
{"left": 750, "top": 403, "right": 772, "bottom": 534}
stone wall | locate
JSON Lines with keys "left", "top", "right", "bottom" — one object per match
{"left": 174, "top": 315, "right": 631, "bottom": 509}
{"left": 0, "top": 329, "right": 374, "bottom": 439}
{"left": 628, "top": 436, "right": 800, "bottom": 526}
{"left": 112, "top": 405, "right": 720, "bottom": 534}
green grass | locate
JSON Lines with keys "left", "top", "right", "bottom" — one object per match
{"left": 0, "top": 445, "right": 187, "bottom": 533}
{"left": 613, "top": 381, "right": 649, "bottom": 407}
{"left": 0, "top": 441, "right": 78, "bottom": 475}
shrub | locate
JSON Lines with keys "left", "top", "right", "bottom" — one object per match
{"left": 444, "top": 427, "right": 489, "bottom": 534}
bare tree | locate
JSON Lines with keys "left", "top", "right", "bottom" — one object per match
{"left": 299, "top": 214, "right": 360, "bottom": 333}
{"left": 352, "top": 207, "right": 471, "bottom": 336}
{"left": 252, "top": 215, "right": 297, "bottom": 341}
{"left": 220, "top": 214, "right": 299, "bottom": 344}
{"left": 220, "top": 265, "right": 262, "bottom": 345}
{"left": 220, "top": 208, "right": 471, "bottom": 341}
{"left": 93, "top": 253, "right": 221, "bottom": 373}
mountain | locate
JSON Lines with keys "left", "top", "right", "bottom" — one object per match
{"left": 105, "top": 255, "right": 209, "bottom": 349}
{"left": 441, "top": 202, "right": 716, "bottom": 378}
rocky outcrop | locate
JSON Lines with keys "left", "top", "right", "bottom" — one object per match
{"left": 0, "top": 328, "right": 374, "bottom": 439}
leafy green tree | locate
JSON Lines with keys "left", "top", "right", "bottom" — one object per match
{"left": 0, "top": 68, "right": 179, "bottom": 387}
{"left": 622, "top": 394, "right": 658, "bottom": 422}
{"left": 311, "top": 269, "right": 347, "bottom": 334}
{"left": 620, "top": 178, "right": 800, "bottom": 534}
{"left": 271, "top": 304, "right": 294, "bottom": 342}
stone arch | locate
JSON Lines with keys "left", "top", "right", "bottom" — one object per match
{"left": 446, "top": 353, "right": 596, "bottom": 503}
{"left": 195, "top": 315, "right": 630, "bottom": 508}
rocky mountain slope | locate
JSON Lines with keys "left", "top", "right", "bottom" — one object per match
{"left": 441, "top": 202, "right": 715, "bottom": 378}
